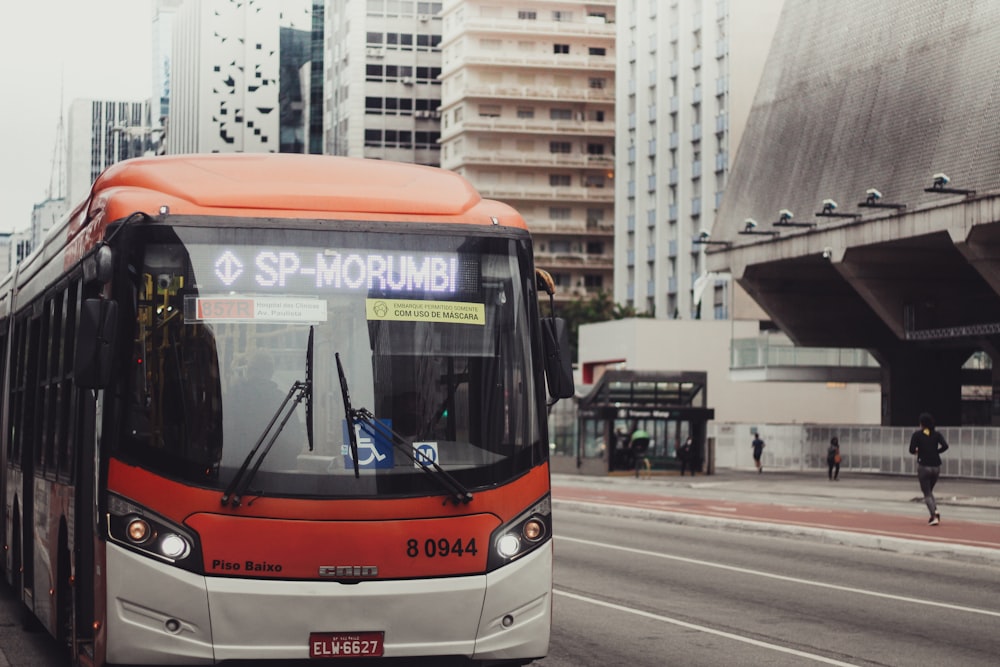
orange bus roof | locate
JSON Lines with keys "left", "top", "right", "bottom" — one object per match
{"left": 89, "top": 154, "right": 526, "bottom": 228}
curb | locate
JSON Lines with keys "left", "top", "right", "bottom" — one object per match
{"left": 553, "top": 498, "right": 1000, "bottom": 566}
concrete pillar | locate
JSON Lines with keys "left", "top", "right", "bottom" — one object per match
{"left": 876, "top": 347, "right": 969, "bottom": 426}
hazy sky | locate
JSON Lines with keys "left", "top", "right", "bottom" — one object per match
{"left": 0, "top": 1, "right": 153, "bottom": 234}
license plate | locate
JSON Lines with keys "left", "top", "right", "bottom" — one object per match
{"left": 309, "top": 632, "right": 384, "bottom": 658}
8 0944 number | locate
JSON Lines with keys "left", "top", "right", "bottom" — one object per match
{"left": 406, "top": 537, "right": 478, "bottom": 558}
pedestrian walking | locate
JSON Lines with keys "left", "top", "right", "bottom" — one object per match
{"left": 678, "top": 437, "right": 695, "bottom": 476}
{"left": 630, "top": 428, "right": 650, "bottom": 478}
{"left": 908, "top": 412, "right": 949, "bottom": 526}
{"left": 751, "top": 433, "right": 765, "bottom": 473}
{"left": 827, "top": 436, "right": 841, "bottom": 481}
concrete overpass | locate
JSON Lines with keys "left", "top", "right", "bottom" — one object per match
{"left": 704, "top": 0, "right": 1000, "bottom": 426}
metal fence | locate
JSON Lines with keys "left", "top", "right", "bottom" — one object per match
{"left": 712, "top": 423, "right": 1000, "bottom": 480}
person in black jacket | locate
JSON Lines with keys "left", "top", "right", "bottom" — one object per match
{"left": 827, "top": 436, "right": 841, "bottom": 481}
{"left": 908, "top": 412, "right": 949, "bottom": 526}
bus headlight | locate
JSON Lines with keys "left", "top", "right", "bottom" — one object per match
{"left": 487, "top": 495, "right": 551, "bottom": 571}
{"left": 159, "top": 533, "right": 191, "bottom": 560}
{"left": 496, "top": 534, "right": 521, "bottom": 558}
{"left": 106, "top": 493, "right": 202, "bottom": 573}
{"left": 126, "top": 517, "right": 153, "bottom": 543}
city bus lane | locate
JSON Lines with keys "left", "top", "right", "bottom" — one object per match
{"left": 542, "top": 508, "right": 1000, "bottom": 667}
{"left": 550, "top": 482, "right": 1000, "bottom": 559}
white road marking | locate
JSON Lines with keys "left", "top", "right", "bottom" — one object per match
{"left": 558, "top": 535, "right": 1000, "bottom": 618}
{"left": 554, "top": 589, "right": 857, "bottom": 666}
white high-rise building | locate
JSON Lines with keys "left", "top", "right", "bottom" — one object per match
{"left": 66, "top": 99, "right": 151, "bottom": 207}
{"left": 615, "top": 0, "right": 783, "bottom": 319}
{"left": 152, "top": 0, "right": 184, "bottom": 130}
{"left": 439, "top": 1, "right": 616, "bottom": 301}
{"left": 167, "top": 0, "right": 313, "bottom": 154}
{"left": 324, "top": 0, "right": 444, "bottom": 162}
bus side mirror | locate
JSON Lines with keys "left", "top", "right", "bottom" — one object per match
{"left": 541, "top": 317, "right": 575, "bottom": 400}
{"left": 75, "top": 299, "right": 119, "bottom": 389}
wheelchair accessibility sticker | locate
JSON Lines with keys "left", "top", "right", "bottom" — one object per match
{"left": 341, "top": 420, "right": 395, "bottom": 469}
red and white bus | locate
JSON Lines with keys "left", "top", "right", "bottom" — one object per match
{"left": 1, "top": 154, "right": 574, "bottom": 666}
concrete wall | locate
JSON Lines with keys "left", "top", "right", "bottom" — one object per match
{"left": 578, "top": 317, "right": 881, "bottom": 425}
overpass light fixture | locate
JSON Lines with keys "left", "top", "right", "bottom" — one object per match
{"left": 692, "top": 230, "right": 731, "bottom": 247}
{"left": 924, "top": 172, "right": 976, "bottom": 196}
{"left": 816, "top": 198, "right": 860, "bottom": 219}
{"left": 858, "top": 187, "right": 905, "bottom": 210}
{"left": 739, "top": 218, "right": 780, "bottom": 237}
{"left": 822, "top": 247, "right": 833, "bottom": 260}
{"left": 773, "top": 208, "right": 816, "bottom": 228}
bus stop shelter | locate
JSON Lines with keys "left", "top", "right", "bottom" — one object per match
{"left": 575, "top": 370, "right": 715, "bottom": 475}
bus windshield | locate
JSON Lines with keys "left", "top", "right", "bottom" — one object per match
{"left": 111, "top": 222, "right": 546, "bottom": 499}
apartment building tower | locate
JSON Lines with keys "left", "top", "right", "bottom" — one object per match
{"left": 615, "top": 0, "right": 783, "bottom": 318}
{"left": 324, "top": 0, "right": 444, "bottom": 163}
{"left": 439, "top": 1, "right": 617, "bottom": 301}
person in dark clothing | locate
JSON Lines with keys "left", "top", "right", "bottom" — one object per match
{"left": 827, "top": 436, "right": 841, "bottom": 481}
{"left": 751, "top": 434, "right": 765, "bottom": 473}
{"left": 678, "top": 438, "right": 695, "bottom": 476}
{"left": 908, "top": 412, "right": 949, "bottom": 526}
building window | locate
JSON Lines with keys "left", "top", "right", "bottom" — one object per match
{"left": 550, "top": 174, "right": 571, "bottom": 187}
{"left": 553, "top": 44, "right": 569, "bottom": 54}
{"left": 587, "top": 143, "right": 605, "bottom": 155}
{"left": 549, "top": 207, "right": 571, "bottom": 220}
{"left": 589, "top": 47, "right": 607, "bottom": 56}
{"left": 478, "top": 104, "right": 501, "bottom": 117}
{"left": 550, "top": 108, "right": 572, "bottom": 120}
{"left": 517, "top": 107, "right": 535, "bottom": 118}
{"left": 552, "top": 11, "right": 573, "bottom": 22}
{"left": 366, "top": 32, "right": 383, "bottom": 44}
{"left": 584, "top": 274, "right": 604, "bottom": 288}
{"left": 549, "top": 141, "right": 571, "bottom": 154}
{"left": 589, "top": 78, "right": 606, "bottom": 89}
{"left": 586, "top": 242, "right": 605, "bottom": 255}
{"left": 518, "top": 10, "right": 536, "bottom": 20}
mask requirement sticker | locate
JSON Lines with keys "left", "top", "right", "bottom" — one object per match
{"left": 365, "top": 299, "right": 485, "bottom": 325}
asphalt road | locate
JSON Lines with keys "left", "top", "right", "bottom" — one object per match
{"left": 539, "top": 507, "right": 1000, "bottom": 667}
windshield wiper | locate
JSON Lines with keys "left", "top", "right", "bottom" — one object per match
{"left": 335, "top": 352, "right": 473, "bottom": 505}
{"left": 222, "top": 329, "right": 315, "bottom": 508}
{"left": 221, "top": 380, "right": 310, "bottom": 507}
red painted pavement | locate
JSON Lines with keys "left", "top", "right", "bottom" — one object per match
{"left": 552, "top": 485, "right": 1000, "bottom": 552}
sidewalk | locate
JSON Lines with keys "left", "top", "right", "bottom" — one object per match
{"left": 550, "top": 468, "right": 1000, "bottom": 565}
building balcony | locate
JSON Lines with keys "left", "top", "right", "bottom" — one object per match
{"left": 532, "top": 251, "right": 614, "bottom": 270}
{"left": 448, "top": 150, "right": 615, "bottom": 170}
{"left": 455, "top": 17, "right": 616, "bottom": 42}
{"left": 454, "top": 84, "right": 615, "bottom": 105}
{"left": 526, "top": 220, "right": 614, "bottom": 236}
{"left": 478, "top": 185, "right": 614, "bottom": 204}
{"left": 448, "top": 53, "right": 615, "bottom": 75}
{"left": 441, "top": 116, "right": 614, "bottom": 140}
